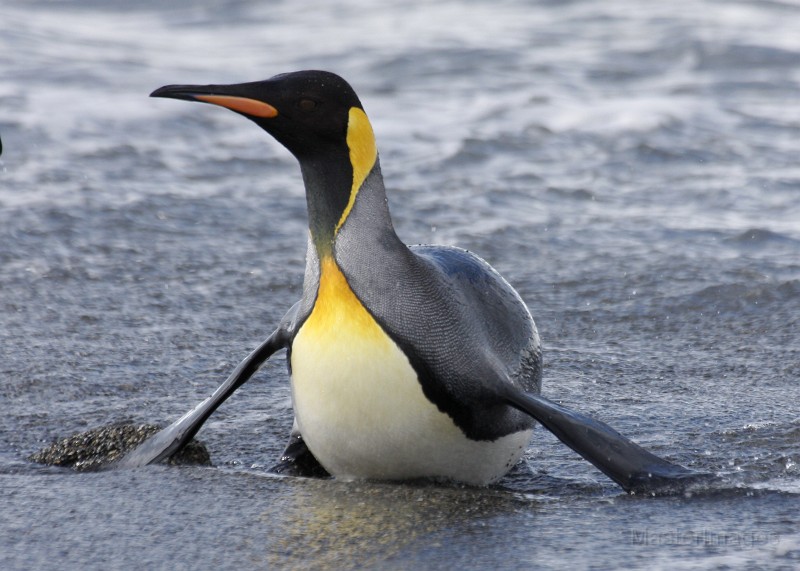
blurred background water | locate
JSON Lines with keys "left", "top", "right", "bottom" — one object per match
{"left": 1, "top": 0, "right": 799, "bottom": 569}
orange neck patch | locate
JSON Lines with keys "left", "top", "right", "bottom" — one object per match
{"left": 303, "top": 257, "right": 384, "bottom": 340}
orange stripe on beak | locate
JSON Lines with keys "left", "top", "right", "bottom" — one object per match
{"left": 194, "top": 95, "right": 278, "bottom": 118}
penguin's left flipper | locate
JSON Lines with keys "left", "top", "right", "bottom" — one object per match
{"left": 502, "top": 387, "right": 718, "bottom": 494}
{"left": 114, "top": 303, "right": 300, "bottom": 469}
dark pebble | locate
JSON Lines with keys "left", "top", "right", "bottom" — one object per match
{"left": 28, "top": 423, "right": 212, "bottom": 471}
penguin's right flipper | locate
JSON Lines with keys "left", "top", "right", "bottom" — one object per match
{"left": 503, "top": 388, "right": 717, "bottom": 494}
{"left": 114, "top": 303, "right": 300, "bottom": 469}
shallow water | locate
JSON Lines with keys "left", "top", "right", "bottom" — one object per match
{"left": 2, "top": 0, "right": 799, "bottom": 569}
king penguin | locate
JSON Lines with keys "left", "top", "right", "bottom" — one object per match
{"left": 120, "top": 70, "right": 709, "bottom": 494}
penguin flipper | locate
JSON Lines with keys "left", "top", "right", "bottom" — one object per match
{"left": 114, "top": 303, "right": 300, "bottom": 469}
{"left": 503, "top": 388, "right": 717, "bottom": 494}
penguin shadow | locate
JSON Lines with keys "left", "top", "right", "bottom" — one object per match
{"left": 230, "top": 459, "right": 780, "bottom": 570}
{"left": 242, "top": 470, "right": 540, "bottom": 569}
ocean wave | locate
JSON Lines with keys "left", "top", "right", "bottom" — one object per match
{"left": 672, "top": 279, "right": 800, "bottom": 314}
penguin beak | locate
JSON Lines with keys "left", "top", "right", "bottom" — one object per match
{"left": 150, "top": 84, "right": 278, "bottom": 118}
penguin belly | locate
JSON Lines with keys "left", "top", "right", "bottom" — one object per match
{"left": 289, "top": 259, "right": 532, "bottom": 486}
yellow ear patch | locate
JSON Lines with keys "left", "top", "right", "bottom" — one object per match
{"left": 335, "top": 107, "right": 378, "bottom": 233}
{"left": 194, "top": 95, "right": 278, "bottom": 118}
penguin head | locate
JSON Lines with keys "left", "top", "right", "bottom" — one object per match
{"left": 150, "top": 70, "right": 365, "bottom": 161}
{"left": 152, "top": 70, "right": 384, "bottom": 253}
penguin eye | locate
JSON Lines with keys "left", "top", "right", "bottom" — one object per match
{"left": 297, "top": 99, "right": 318, "bottom": 112}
